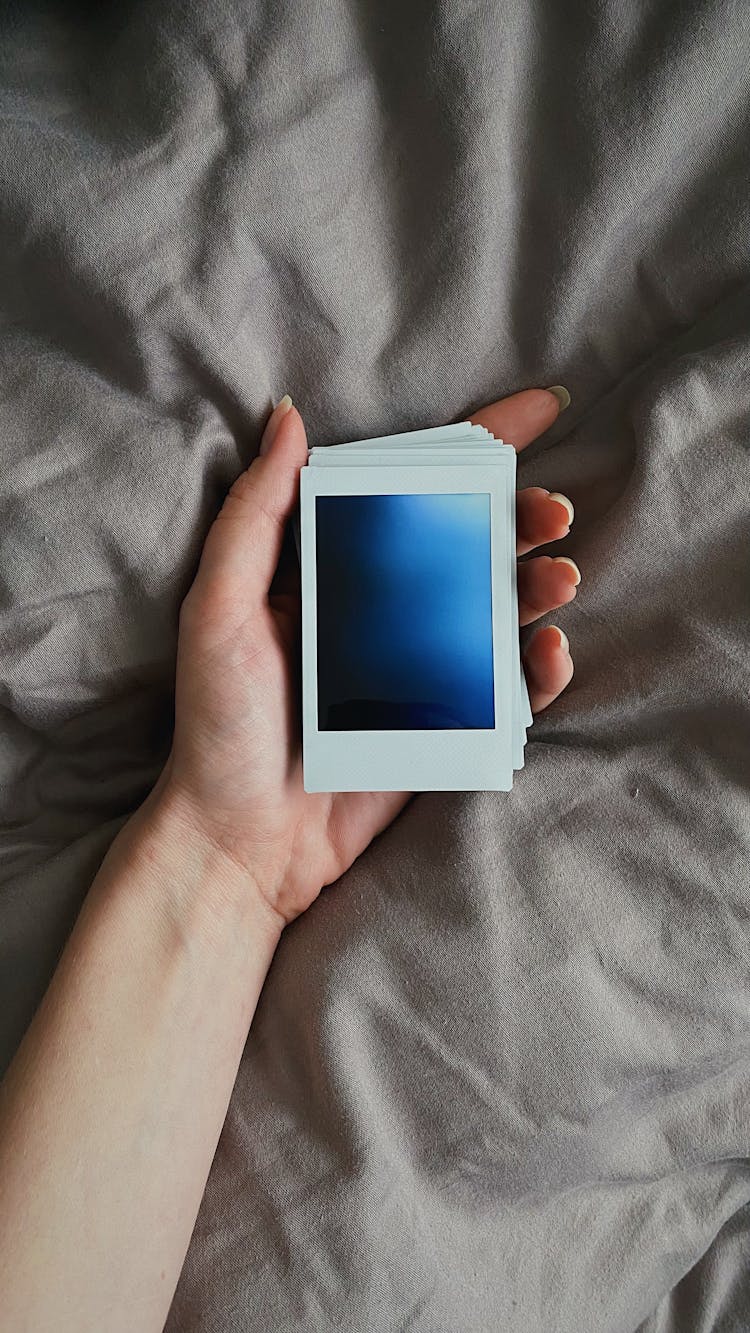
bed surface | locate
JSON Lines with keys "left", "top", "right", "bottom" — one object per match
{"left": 1, "top": 3, "right": 748, "bottom": 1329}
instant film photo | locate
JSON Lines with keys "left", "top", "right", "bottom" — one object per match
{"left": 300, "top": 431, "right": 526, "bottom": 793}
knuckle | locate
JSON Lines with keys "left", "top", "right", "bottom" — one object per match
{"left": 227, "top": 468, "right": 257, "bottom": 504}
{"left": 178, "top": 590, "right": 197, "bottom": 631}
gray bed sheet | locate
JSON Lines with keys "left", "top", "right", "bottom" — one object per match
{"left": 1, "top": 3, "right": 749, "bottom": 1330}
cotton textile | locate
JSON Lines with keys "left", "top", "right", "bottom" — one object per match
{"left": 0, "top": 3, "right": 749, "bottom": 1329}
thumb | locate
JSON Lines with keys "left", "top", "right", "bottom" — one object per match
{"left": 195, "top": 398, "right": 309, "bottom": 604}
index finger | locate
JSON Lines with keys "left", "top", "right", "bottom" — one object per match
{"left": 468, "top": 386, "right": 570, "bottom": 451}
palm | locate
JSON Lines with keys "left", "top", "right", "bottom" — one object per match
{"left": 173, "top": 563, "right": 401, "bottom": 920}
{"left": 167, "top": 390, "right": 578, "bottom": 923}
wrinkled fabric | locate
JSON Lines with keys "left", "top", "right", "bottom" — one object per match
{"left": 1, "top": 2, "right": 749, "bottom": 1330}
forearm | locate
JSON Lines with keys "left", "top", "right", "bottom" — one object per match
{"left": 0, "top": 789, "right": 282, "bottom": 1333}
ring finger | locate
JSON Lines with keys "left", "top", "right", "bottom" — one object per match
{"left": 518, "top": 554, "right": 581, "bottom": 626}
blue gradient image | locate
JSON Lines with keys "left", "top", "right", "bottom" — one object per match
{"left": 315, "top": 493, "right": 495, "bottom": 731}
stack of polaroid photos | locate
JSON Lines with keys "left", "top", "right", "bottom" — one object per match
{"left": 298, "top": 422, "right": 532, "bottom": 793}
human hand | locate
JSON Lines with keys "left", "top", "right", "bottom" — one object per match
{"left": 156, "top": 388, "right": 579, "bottom": 927}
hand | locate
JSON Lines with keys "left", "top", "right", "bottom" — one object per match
{"left": 157, "top": 388, "right": 579, "bottom": 927}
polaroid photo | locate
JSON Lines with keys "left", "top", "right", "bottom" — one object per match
{"left": 308, "top": 440, "right": 529, "bottom": 768}
{"left": 300, "top": 459, "right": 518, "bottom": 793}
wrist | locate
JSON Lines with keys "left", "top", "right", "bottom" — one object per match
{"left": 115, "top": 784, "right": 287, "bottom": 953}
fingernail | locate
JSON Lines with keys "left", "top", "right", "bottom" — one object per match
{"left": 548, "top": 491, "right": 574, "bottom": 524}
{"left": 545, "top": 385, "right": 571, "bottom": 412}
{"left": 552, "top": 626, "right": 570, "bottom": 654}
{"left": 259, "top": 394, "right": 293, "bottom": 456}
{"left": 552, "top": 555, "right": 581, "bottom": 586}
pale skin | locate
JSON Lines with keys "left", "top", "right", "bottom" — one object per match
{"left": 0, "top": 388, "right": 579, "bottom": 1332}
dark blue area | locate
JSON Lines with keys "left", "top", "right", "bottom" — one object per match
{"left": 315, "top": 493, "right": 494, "bottom": 731}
